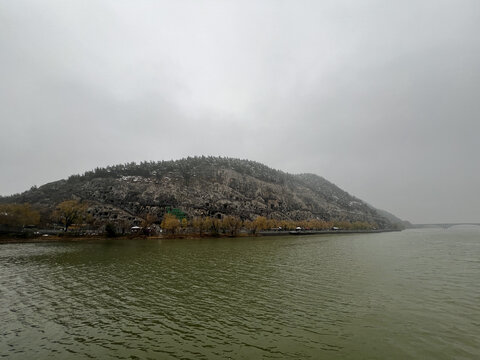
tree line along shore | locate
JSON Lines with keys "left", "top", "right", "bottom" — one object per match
{"left": 0, "top": 201, "right": 392, "bottom": 241}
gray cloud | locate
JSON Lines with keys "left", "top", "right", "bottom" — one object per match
{"left": 1, "top": 0, "right": 479, "bottom": 223}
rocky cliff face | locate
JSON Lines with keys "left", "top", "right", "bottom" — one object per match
{"left": 1, "top": 157, "right": 395, "bottom": 228}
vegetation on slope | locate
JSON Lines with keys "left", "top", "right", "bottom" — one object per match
{"left": 1, "top": 156, "right": 401, "bottom": 234}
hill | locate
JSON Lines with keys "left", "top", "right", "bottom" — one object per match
{"left": 0, "top": 156, "right": 399, "bottom": 229}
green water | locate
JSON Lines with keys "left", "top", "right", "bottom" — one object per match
{"left": 1, "top": 228, "right": 479, "bottom": 359}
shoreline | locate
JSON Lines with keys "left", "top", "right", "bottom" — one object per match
{"left": 259, "top": 229, "right": 399, "bottom": 236}
{"left": 0, "top": 229, "right": 400, "bottom": 245}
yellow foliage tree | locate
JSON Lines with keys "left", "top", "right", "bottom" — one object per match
{"left": 0, "top": 203, "right": 40, "bottom": 227}
{"left": 334, "top": 220, "right": 352, "bottom": 230}
{"left": 222, "top": 215, "right": 243, "bottom": 236}
{"left": 210, "top": 217, "right": 221, "bottom": 235}
{"left": 161, "top": 213, "right": 180, "bottom": 234}
{"left": 52, "top": 200, "right": 87, "bottom": 232}
{"left": 192, "top": 216, "right": 204, "bottom": 234}
{"left": 245, "top": 216, "right": 268, "bottom": 234}
{"left": 202, "top": 217, "right": 213, "bottom": 234}
{"left": 253, "top": 216, "right": 268, "bottom": 233}
{"left": 266, "top": 218, "right": 278, "bottom": 229}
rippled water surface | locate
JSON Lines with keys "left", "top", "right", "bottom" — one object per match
{"left": 1, "top": 228, "right": 479, "bottom": 359}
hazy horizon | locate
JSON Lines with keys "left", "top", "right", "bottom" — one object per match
{"left": 1, "top": 1, "right": 479, "bottom": 223}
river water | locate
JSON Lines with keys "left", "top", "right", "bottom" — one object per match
{"left": 1, "top": 227, "right": 479, "bottom": 359}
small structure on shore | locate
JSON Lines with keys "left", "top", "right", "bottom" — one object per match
{"left": 130, "top": 226, "right": 141, "bottom": 233}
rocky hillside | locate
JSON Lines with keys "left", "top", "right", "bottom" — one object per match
{"left": 0, "top": 157, "right": 397, "bottom": 228}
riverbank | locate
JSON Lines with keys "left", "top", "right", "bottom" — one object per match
{"left": 260, "top": 229, "right": 399, "bottom": 236}
{"left": 0, "top": 233, "right": 246, "bottom": 244}
{"left": 0, "top": 229, "right": 401, "bottom": 244}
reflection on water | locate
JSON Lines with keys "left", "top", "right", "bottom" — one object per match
{"left": 1, "top": 228, "right": 479, "bottom": 359}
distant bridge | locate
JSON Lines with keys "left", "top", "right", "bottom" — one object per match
{"left": 413, "top": 223, "right": 480, "bottom": 229}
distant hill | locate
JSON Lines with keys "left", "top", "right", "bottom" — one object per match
{"left": 374, "top": 208, "right": 412, "bottom": 228}
{"left": 0, "top": 156, "right": 401, "bottom": 228}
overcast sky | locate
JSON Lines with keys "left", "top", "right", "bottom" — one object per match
{"left": 1, "top": 0, "right": 479, "bottom": 223}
